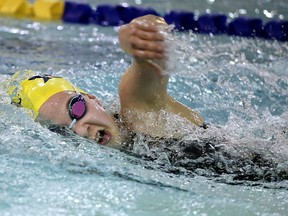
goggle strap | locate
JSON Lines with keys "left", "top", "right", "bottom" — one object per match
{"left": 70, "top": 83, "right": 80, "bottom": 95}
{"left": 69, "top": 119, "right": 77, "bottom": 129}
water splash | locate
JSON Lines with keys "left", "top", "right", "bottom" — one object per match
{"left": 1, "top": 12, "right": 288, "bottom": 215}
{"left": 120, "top": 27, "right": 288, "bottom": 187}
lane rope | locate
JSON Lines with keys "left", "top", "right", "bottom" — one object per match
{"left": 0, "top": 0, "right": 287, "bottom": 41}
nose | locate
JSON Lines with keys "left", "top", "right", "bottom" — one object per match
{"left": 83, "top": 102, "right": 114, "bottom": 128}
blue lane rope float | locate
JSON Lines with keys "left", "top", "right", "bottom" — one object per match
{"left": 0, "top": 0, "right": 287, "bottom": 41}
{"left": 228, "top": 17, "right": 263, "bottom": 38}
{"left": 62, "top": 1, "right": 93, "bottom": 24}
{"left": 93, "top": 4, "right": 159, "bottom": 26}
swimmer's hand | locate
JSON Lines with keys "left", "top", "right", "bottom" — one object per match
{"left": 118, "top": 16, "right": 166, "bottom": 60}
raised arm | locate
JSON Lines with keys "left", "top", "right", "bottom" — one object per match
{"left": 118, "top": 15, "right": 206, "bottom": 129}
{"left": 118, "top": 15, "right": 168, "bottom": 111}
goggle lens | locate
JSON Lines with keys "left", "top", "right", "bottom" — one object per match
{"left": 69, "top": 95, "right": 86, "bottom": 120}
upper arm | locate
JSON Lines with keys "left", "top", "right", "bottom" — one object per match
{"left": 166, "top": 95, "right": 205, "bottom": 126}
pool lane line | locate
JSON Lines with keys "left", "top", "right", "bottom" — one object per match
{"left": 0, "top": 0, "right": 287, "bottom": 41}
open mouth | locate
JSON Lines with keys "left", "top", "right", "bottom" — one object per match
{"left": 96, "top": 130, "right": 112, "bottom": 145}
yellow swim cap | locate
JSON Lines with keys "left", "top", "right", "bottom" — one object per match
{"left": 8, "top": 71, "right": 86, "bottom": 117}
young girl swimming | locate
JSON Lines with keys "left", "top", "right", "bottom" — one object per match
{"left": 7, "top": 15, "right": 287, "bottom": 184}
{"left": 8, "top": 15, "right": 206, "bottom": 148}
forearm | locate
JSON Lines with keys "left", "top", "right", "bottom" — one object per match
{"left": 131, "top": 60, "right": 169, "bottom": 97}
{"left": 119, "top": 62, "right": 169, "bottom": 109}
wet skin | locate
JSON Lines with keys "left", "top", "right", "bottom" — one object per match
{"left": 39, "top": 91, "right": 121, "bottom": 147}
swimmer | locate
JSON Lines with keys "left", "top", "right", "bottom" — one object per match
{"left": 8, "top": 15, "right": 206, "bottom": 148}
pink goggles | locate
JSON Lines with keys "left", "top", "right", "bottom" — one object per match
{"left": 68, "top": 94, "right": 87, "bottom": 128}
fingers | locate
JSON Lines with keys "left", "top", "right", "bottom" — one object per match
{"left": 131, "top": 49, "right": 164, "bottom": 59}
{"left": 131, "top": 40, "right": 164, "bottom": 59}
{"left": 130, "top": 35, "right": 163, "bottom": 52}
{"left": 129, "top": 21, "right": 166, "bottom": 60}
{"left": 131, "top": 21, "right": 164, "bottom": 41}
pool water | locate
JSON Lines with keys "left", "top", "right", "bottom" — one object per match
{"left": 1, "top": 0, "right": 288, "bottom": 215}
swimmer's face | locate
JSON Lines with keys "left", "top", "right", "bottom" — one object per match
{"left": 39, "top": 91, "right": 121, "bottom": 147}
